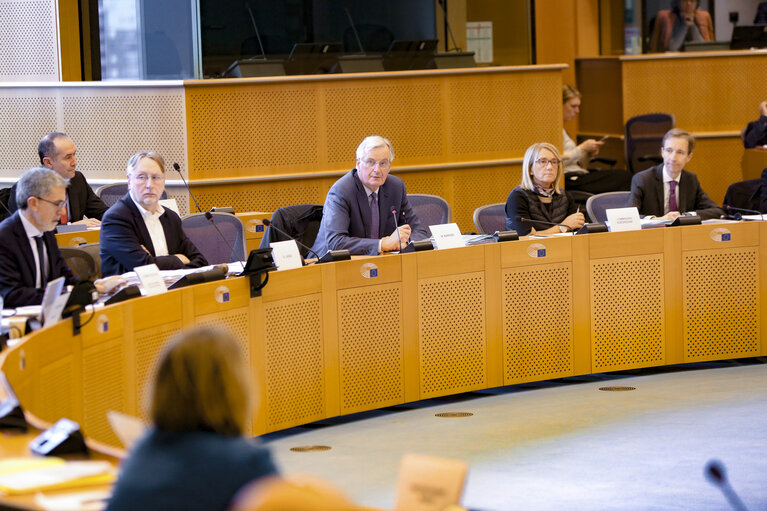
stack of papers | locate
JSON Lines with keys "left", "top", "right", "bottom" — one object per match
{"left": 0, "top": 458, "right": 114, "bottom": 495}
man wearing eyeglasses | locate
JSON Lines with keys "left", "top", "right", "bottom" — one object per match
{"left": 0, "top": 167, "right": 123, "bottom": 307}
{"left": 311, "top": 135, "right": 429, "bottom": 256}
{"left": 99, "top": 152, "right": 207, "bottom": 277}
{"left": 627, "top": 129, "right": 723, "bottom": 220}
{"left": 6, "top": 133, "right": 108, "bottom": 226}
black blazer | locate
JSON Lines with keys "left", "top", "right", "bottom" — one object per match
{"left": 0, "top": 212, "right": 76, "bottom": 307}
{"left": 8, "top": 171, "right": 108, "bottom": 222}
{"left": 100, "top": 194, "right": 208, "bottom": 277}
{"left": 628, "top": 164, "right": 723, "bottom": 220}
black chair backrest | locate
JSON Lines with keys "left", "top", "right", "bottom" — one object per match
{"left": 60, "top": 247, "right": 98, "bottom": 281}
{"left": 624, "top": 113, "right": 675, "bottom": 174}
{"left": 259, "top": 204, "right": 324, "bottom": 258}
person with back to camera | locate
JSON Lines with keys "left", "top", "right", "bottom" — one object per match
{"left": 649, "top": 0, "right": 713, "bottom": 52}
{"left": 105, "top": 327, "right": 278, "bottom": 511}
{"left": 505, "top": 142, "right": 585, "bottom": 236}
{"left": 561, "top": 85, "right": 632, "bottom": 194}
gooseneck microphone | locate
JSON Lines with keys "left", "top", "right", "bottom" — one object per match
{"left": 704, "top": 460, "right": 749, "bottom": 511}
{"left": 173, "top": 162, "right": 243, "bottom": 269}
{"left": 516, "top": 216, "right": 571, "bottom": 232}
{"left": 261, "top": 219, "right": 321, "bottom": 261}
{"left": 391, "top": 208, "right": 402, "bottom": 251}
{"left": 724, "top": 204, "right": 765, "bottom": 221}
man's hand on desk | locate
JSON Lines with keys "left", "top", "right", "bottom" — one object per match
{"left": 654, "top": 211, "right": 682, "bottom": 221}
{"left": 71, "top": 218, "right": 101, "bottom": 227}
{"left": 175, "top": 254, "right": 190, "bottom": 265}
{"left": 94, "top": 275, "right": 127, "bottom": 294}
{"left": 381, "top": 225, "right": 412, "bottom": 252}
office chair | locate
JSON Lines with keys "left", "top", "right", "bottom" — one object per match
{"left": 97, "top": 183, "right": 167, "bottom": 208}
{"left": 181, "top": 212, "right": 246, "bottom": 264}
{"left": 407, "top": 194, "right": 451, "bottom": 235}
{"left": 624, "top": 113, "right": 675, "bottom": 174}
{"left": 586, "top": 191, "right": 632, "bottom": 224}
{"left": 259, "top": 204, "right": 324, "bottom": 258}
{"left": 472, "top": 203, "right": 506, "bottom": 234}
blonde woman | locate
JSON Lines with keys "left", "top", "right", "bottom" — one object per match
{"left": 505, "top": 143, "right": 585, "bottom": 235}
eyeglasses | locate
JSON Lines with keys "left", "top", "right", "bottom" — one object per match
{"left": 34, "top": 196, "right": 66, "bottom": 209}
{"left": 362, "top": 159, "right": 391, "bottom": 170}
{"left": 131, "top": 173, "right": 165, "bottom": 184}
{"left": 662, "top": 147, "right": 688, "bottom": 156}
{"left": 535, "top": 158, "right": 560, "bottom": 167}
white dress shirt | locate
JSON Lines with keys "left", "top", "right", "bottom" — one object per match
{"left": 19, "top": 212, "right": 47, "bottom": 288}
{"left": 130, "top": 196, "right": 169, "bottom": 257}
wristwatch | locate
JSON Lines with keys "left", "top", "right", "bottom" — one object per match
{"left": 559, "top": 225, "right": 569, "bottom": 233}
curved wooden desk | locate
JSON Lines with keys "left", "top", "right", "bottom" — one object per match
{"left": 2, "top": 222, "right": 764, "bottom": 454}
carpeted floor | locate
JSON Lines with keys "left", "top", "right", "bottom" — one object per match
{"left": 261, "top": 360, "right": 767, "bottom": 510}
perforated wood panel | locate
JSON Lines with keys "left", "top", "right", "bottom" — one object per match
{"left": 591, "top": 255, "right": 665, "bottom": 372}
{"left": 194, "top": 308, "right": 251, "bottom": 365}
{"left": 681, "top": 138, "right": 744, "bottom": 206}
{"left": 419, "top": 272, "right": 486, "bottom": 398}
{"left": 325, "top": 83, "right": 442, "bottom": 164}
{"left": 63, "top": 90, "right": 187, "bottom": 180}
{"left": 622, "top": 56, "right": 767, "bottom": 131}
{"left": 0, "top": 0, "right": 59, "bottom": 81}
{"left": 164, "top": 187, "right": 191, "bottom": 217}
{"left": 398, "top": 172, "right": 448, "bottom": 200}
{"left": 684, "top": 249, "right": 759, "bottom": 361}
{"left": 338, "top": 284, "right": 403, "bottom": 413}
{"left": 82, "top": 341, "right": 124, "bottom": 449}
{"left": 0, "top": 94, "right": 56, "bottom": 172}
{"left": 449, "top": 75, "right": 562, "bottom": 157}
{"left": 264, "top": 294, "right": 324, "bottom": 429}
{"left": 134, "top": 321, "right": 182, "bottom": 422}
{"left": 187, "top": 87, "right": 319, "bottom": 177}
{"left": 39, "top": 358, "right": 73, "bottom": 424}
{"left": 195, "top": 181, "right": 325, "bottom": 214}
{"left": 452, "top": 165, "right": 522, "bottom": 233}
{"left": 503, "top": 264, "right": 573, "bottom": 384}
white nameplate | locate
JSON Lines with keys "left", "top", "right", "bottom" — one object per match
{"left": 430, "top": 223, "right": 466, "bottom": 250}
{"left": 270, "top": 240, "right": 303, "bottom": 270}
{"left": 134, "top": 264, "right": 167, "bottom": 295}
{"left": 606, "top": 207, "right": 641, "bottom": 232}
{"left": 40, "top": 277, "right": 65, "bottom": 324}
{"left": 43, "top": 292, "right": 69, "bottom": 328}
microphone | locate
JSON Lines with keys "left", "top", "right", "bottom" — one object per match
{"left": 436, "top": 0, "right": 461, "bottom": 52}
{"left": 724, "top": 204, "right": 764, "bottom": 221}
{"left": 173, "top": 163, "right": 203, "bottom": 214}
{"left": 391, "top": 208, "right": 402, "bottom": 250}
{"left": 704, "top": 460, "right": 749, "bottom": 511}
{"left": 245, "top": 3, "right": 267, "bottom": 60}
{"left": 262, "top": 218, "right": 321, "bottom": 262}
{"left": 344, "top": 7, "right": 365, "bottom": 55}
{"left": 516, "top": 216, "right": 571, "bottom": 232}
{"left": 173, "top": 163, "right": 243, "bottom": 268}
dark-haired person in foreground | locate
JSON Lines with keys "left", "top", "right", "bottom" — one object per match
{"left": 627, "top": 129, "right": 723, "bottom": 220}
{"left": 106, "top": 327, "right": 278, "bottom": 511}
{"left": 505, "top": 142, "right": 585, "bottom": 236}
{"left": 311, "top": 135, "right": 428, "bottom": 256}
{"left": 7, "top": 132, "right": 107, "bottom": 226}
{"left": 100, "top": 151, "right": 207, "bottom": 276}
{"left": 0, "top": 167, "right": 121, "bottom": 307}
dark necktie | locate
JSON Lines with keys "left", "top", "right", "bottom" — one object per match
{"left": 34, "top": 235, "right": 46, "bottom": 287}
{"left": 370, "top": 191, "right": 379, "bottom": 239}
{"left": 668, "top": 181, "right": 678, "bottom": 213}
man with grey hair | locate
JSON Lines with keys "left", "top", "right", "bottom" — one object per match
{"left": 311, "top": 135, "right": 428, "bottom": 256}
{"left": 7, "top": 132, "right": 107, "bottom": 226}
{"left": 0, "top": 168, "right": 120, "bottom": 307}
{"left": 100, "top": 151, "right": 207, "bottom": 276}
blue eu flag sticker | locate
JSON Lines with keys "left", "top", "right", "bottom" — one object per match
{"left": 537, "top": 248, "right": 546, "bottom": 257}
{"left": 222, "top": 292, "right": 230, "bottom": 302}
{"left": 370, "top": 268, "right": 378, "bottom": 278}
{"left": 256, "top": 224, "right": 264, "bottom": 232}
{"left": 721, "top": 233, "right": 731, "bottom": 241}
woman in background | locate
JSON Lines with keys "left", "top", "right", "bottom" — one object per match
{"left": 106, "top": 327, "right": 278, "bottom": 511}
{"left": 650, "top": 0, "right": 713, "bottom": 52}
{"left": 505, "top": 142, "right": 585, "bottom": 236}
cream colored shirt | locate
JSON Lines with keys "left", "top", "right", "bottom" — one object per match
{"left": 130, "top": 196, "right": 169, "bottom": 257}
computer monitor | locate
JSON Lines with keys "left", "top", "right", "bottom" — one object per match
{"left": 730, "top": 25, "right": 767, "bottom": 50}
{"left": 285, "top": 42, "right": 344, "bottom": 75}
{"left": 383, "top": 39, "right": 438, "bottom": 71}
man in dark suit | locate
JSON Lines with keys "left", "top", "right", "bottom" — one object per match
{"left": 0, "top": 168, "right": 120, "bottom": 307}
{"left": 100, "top": 151, "right": 207, "bottom": 277}
{"left": 628, "top": 129, "right": 723, "bottom": 220}
{"left": 743, "top": 101, "right": 767, "bottom": 149}
{"left": 755, "top": 2, "right": 767, "bottom": 24}
{"left": 311, "top": 135, "right": 429, "bottom": 256}
{"left": 7, "top": 132, "right": 108, "bottom": 225}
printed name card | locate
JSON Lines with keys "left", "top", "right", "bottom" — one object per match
{"left": 270, "top": 240, "right": 304, "bottom": 270}
{"left": 429, "top": 223, "right": 465, "bottom": 250}
{"left": 134, "top": 264, "right": 167, "bottom": 295}
{"left": 605, "top": 207, "right": 641, "bottom": 232}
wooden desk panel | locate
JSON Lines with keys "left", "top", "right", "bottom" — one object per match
{"left": 4, "top": 223, "right": 767, "bottom": 453}
{"left": 742, "top": 148, "right": 767, "bottom": 181}
{"left": 55, "top": 229, "right": 99, "bottom": 247}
